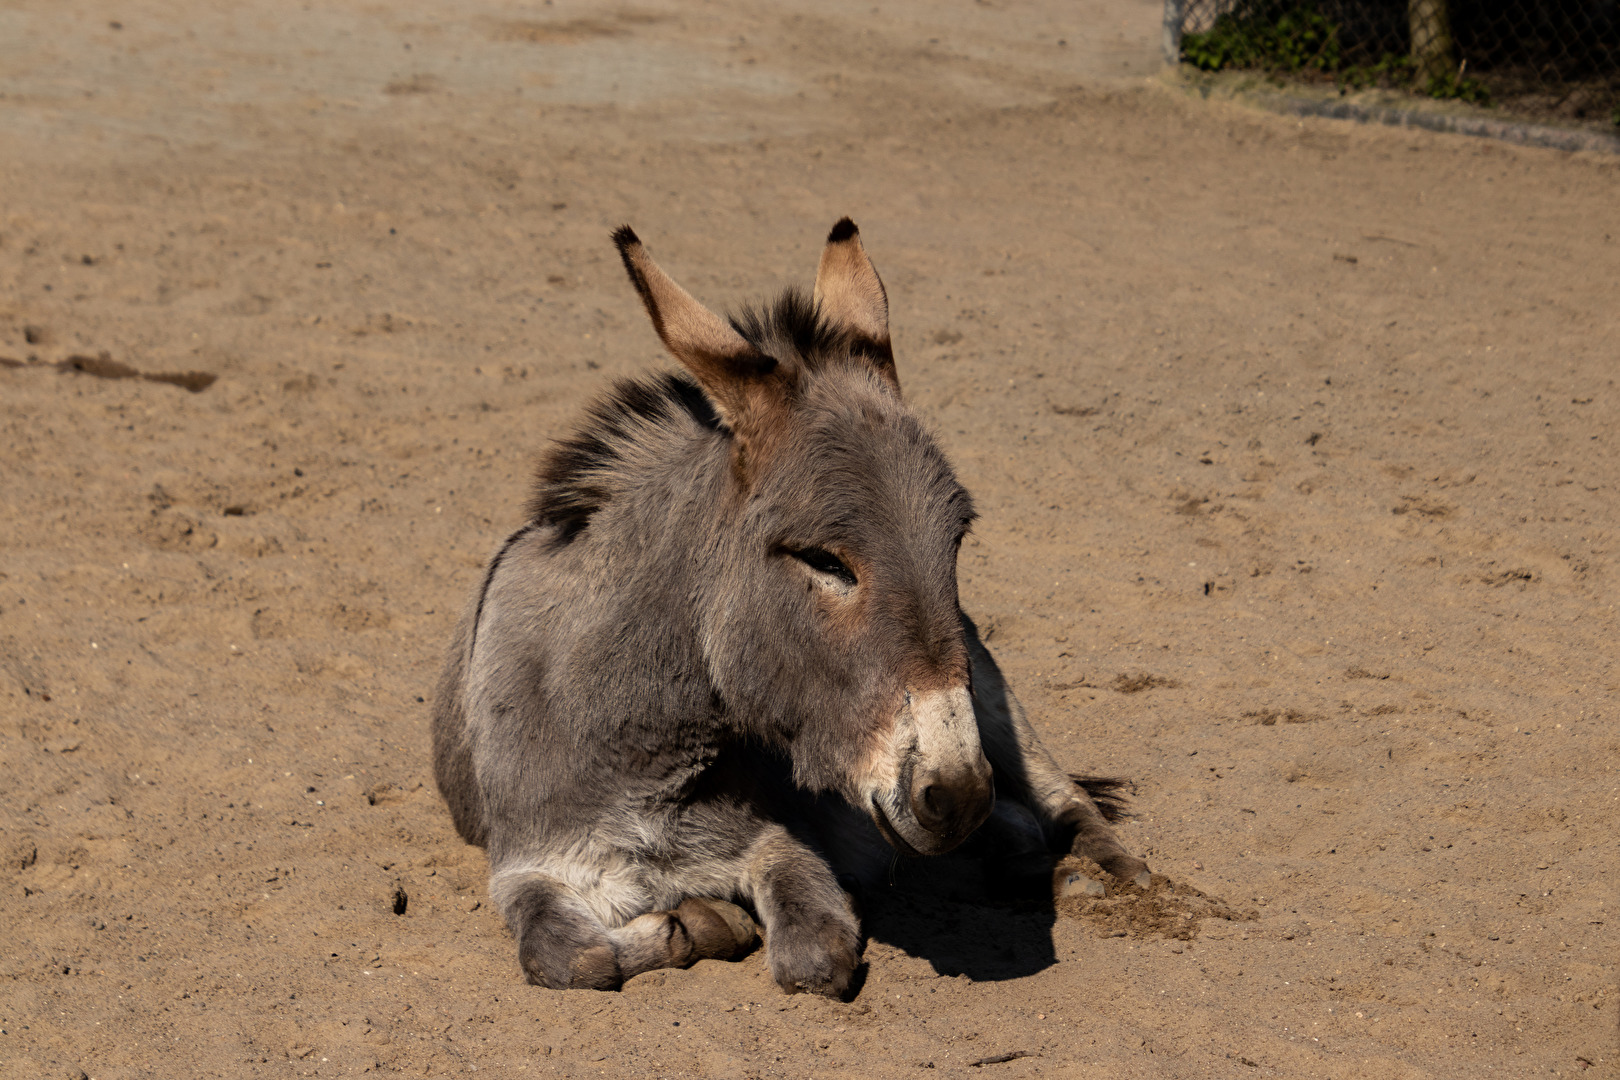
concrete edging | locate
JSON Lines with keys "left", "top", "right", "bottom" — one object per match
{"left": 1261, "top": 93, "right": 1620, "bottom": 155}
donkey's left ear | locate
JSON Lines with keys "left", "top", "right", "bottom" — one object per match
{"left": 814, "top": 218, "right": 898, "bottom": 391}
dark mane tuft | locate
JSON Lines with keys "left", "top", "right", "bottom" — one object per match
{"left": 526, "top": 372, "right": 718, "bottom": 541}
{"left": 728, "top": 288, "right": 849, "bottom": 368}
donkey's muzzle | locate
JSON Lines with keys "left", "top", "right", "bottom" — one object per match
{"left": 909, "top": 764, "right": 993, "bottom": 848}
{"left": 872, "top": 684, "right": 993, "bottom": 854}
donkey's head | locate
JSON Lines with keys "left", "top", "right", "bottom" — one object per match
{"left": 614, "top": 220, "right": 993, "bottom": 857}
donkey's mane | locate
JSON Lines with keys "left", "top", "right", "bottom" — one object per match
{"left": 729, "top": 287, "right": 844, "bottom": 367}
{"left": 731, "top": 287, "right": 892, "bottom": 367}
{"left": 528, "top": 289, "right": 880, "bottom": 543}
{"left": 525, "top": 370, "right": 718, "bottom": 541}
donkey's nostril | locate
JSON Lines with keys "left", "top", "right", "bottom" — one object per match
{"left": 909, "top": 765, "right": 993, "bottom": 845}
{"left": 910, "top": 774, "right": 958, "bottom": 835}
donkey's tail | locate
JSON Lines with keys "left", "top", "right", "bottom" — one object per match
{"left": 1069, "top": 775, "right": 1135, "bottom": 822}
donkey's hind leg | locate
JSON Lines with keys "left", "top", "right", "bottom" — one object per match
{"left": 496, "top": 870, "right": 623, "bottom": 990}
{"left": 964, "top": 615, "right": 1152, "bottom": 888}
{"left": 963, "top": 798, "right": 1058, "bottom": 898}
{"left": 610, "top": 899, "right": 759, "bottom": 981}
{"left": 497, "top": 869, "right": 758, "bottom": 989}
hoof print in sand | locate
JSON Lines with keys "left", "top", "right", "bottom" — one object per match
{"left": 1052, "top": 856, "right": 1254, "bottom": 941}
{"left": 1241, "top": 707, "right": 1320, "bottom": 726}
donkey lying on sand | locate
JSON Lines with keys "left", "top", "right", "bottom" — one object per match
{"left": 432, "top": 220, "right": 1151, "bottom": 996}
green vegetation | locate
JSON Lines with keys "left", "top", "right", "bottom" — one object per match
{"left": 1336, "top": 52, "right": 1414, "bottom": 91}
{"left": 1422, "top": 68, "right": 1492, "bottom": 104}
{"left": 1181, "top": 2, "right": 1342, "bottom": 73}
{"left": 1181, "top": 1, "right": 1492, "bottom": 105}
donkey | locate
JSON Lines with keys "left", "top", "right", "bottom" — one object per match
{"left": 431, "top": 219, "right": 1151, "bottom": 997}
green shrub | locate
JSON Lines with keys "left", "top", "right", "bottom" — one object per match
{"left": 1337, "top": 53, "right": 1414, "bottom": 92}
{"left": 1181, "top": 1, "right": 1343, "bottom": 74}
{"left": 1424, "top": 70, "right": 1492, "bottom": 104}
{"left": 1183, "top": 4, "right": 1499, "bottom": 110}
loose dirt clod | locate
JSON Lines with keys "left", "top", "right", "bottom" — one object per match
{"left": 1112, "top": 672, "right": 1180, "bottom": 694}
{"left": 1242, "top": 708, "right": 1319, "bottom": 725}
{"left": 1053, "top": 857, "right": 1255, "bottom": 940}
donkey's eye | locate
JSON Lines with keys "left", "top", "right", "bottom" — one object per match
{"left": 792, "top": 547, "right": 858, "bottom": 588}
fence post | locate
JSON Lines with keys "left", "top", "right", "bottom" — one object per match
{"left": 1163, "top": 0, "right": 1186, "bottom": 65}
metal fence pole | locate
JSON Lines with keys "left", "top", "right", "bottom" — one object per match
{"left": 1162, "top": 0, "right": 1186, "bottom": 65}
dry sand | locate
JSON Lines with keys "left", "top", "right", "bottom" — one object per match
{"left": 2, "top": 2, "right": 1616, "bottom": 1077}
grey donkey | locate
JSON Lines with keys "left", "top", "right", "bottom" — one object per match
{"left": 431, "top": 219, "right": 1151, "bottom": 997}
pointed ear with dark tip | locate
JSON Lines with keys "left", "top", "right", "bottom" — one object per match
{"left": 813, "top": 218, "right": 897, "bottom": 391}
{"left": 612, "top": 225, "right": 785, "bottom": 433}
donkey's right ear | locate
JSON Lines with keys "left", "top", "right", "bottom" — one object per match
{"left": 612, "top": 226, "right": 779, "bottom": 426}
{"left": 813, "top": 218, "right": 897, "bottom": 391}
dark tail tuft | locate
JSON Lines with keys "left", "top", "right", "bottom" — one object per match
{"left": 611, "top": 224, "right": 641, "bottom": 252}
{"left": 826, "top": 217, "right": 859, "bottom": 243}
{"left": 1070, "top": 775, "right": 1134, "bottom": 822}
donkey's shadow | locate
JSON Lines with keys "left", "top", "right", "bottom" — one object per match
{"left": 856, "top": 856, "right": 1059, "bottom": 983}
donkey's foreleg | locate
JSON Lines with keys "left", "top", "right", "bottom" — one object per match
{"left": 744, "top": 827, "right": 860, "bottom": 998}
{"left": 965, "top": 617, "right": 1151, "bottom": 887}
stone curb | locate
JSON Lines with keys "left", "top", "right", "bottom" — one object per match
{"left": 1163, "top": 68, "right": 1620, "bottom": 156}
{"left": 1265, "top": 94, "right": 1620, "bottom": 155}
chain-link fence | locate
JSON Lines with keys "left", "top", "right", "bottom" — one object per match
{"left": 1164, "top": 0, "right": 1620, "bottom": 128}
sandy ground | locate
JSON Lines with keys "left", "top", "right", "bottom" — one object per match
{"left": 2, "top": 1, "right": 1617, "bottom": 1078}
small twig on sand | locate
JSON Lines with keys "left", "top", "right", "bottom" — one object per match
{"left": 1361, "top": 233, "right": 1423, "bottom": 247}
{"left": 968, "top": 1050, "right": 1032, "bottom": 1066}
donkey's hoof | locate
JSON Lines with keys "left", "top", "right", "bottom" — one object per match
{"left": 677, "top": 898, "right": 759, "bottom": 960}
{"left": 566, "top": 945, "right": 623, "bottom": 990}
{"left": 1098, "top": 855, "right": 1152, "bottom": 889}
{"left": 1098, "top": 854, "right": 1151, "bottom": 889}
{"left": 768, "top": 918, "right": 859, "bottom": 998}
{"left": 521, "top": 929, "right": 623, "bottom": 991}
{"left": 522, "top": 938, "right": 623, "bottom": 990}
{"left": 1073, "top": 839, "right": 1151, "bottom": 890}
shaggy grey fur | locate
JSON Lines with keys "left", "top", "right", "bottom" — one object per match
{"left": 431, "top": 220, "right": 1150, "bottom": 996}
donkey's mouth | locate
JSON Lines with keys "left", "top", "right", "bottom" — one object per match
{"left": 869, "top": 797, "right": 925, "bottom": 859}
